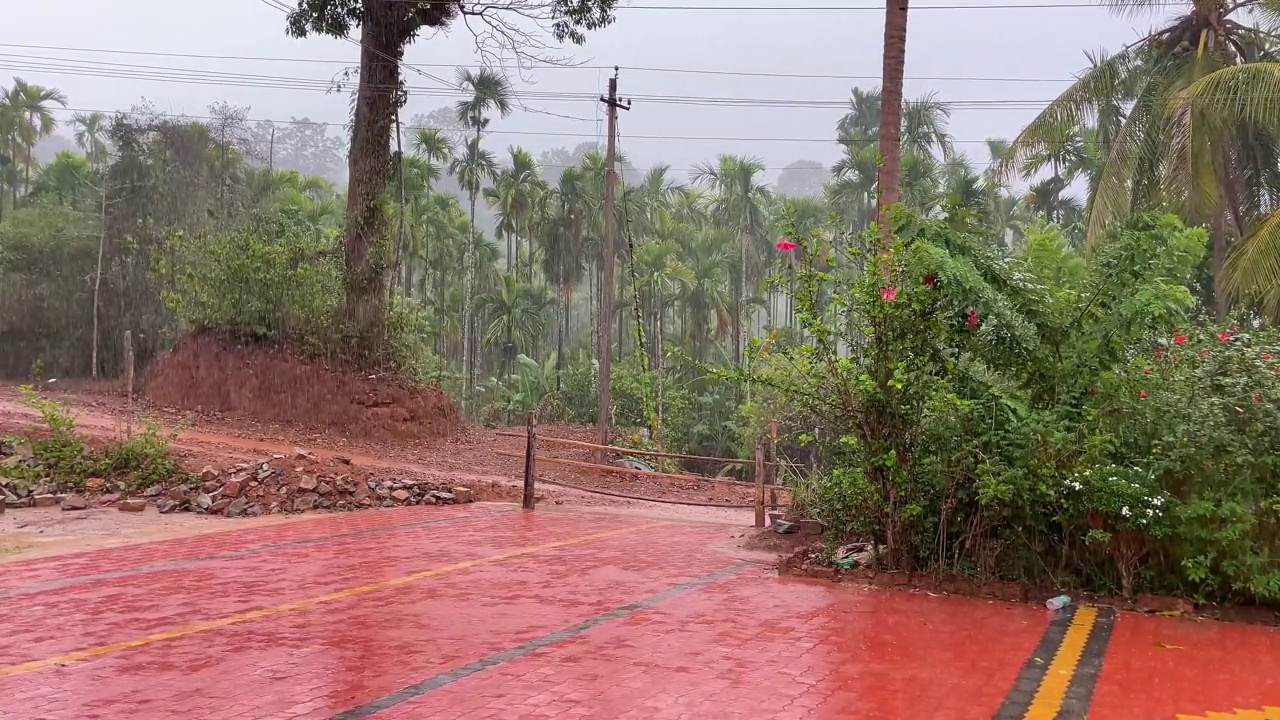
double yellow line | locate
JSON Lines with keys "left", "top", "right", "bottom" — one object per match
{"left": 0, "top": 522, "right": 666, "bottom": 678}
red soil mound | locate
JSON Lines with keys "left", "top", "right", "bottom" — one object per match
{"left": 143, "top": 334, "right": 461, "bottom": 442}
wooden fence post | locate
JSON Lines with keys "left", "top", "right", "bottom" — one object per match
{"left": 522, "top": 411, "right": 537, "bottom": 510}
{"left": 768, "top": 419, "right": 779, "bottom": 509}
{"left": 754, "top": 442, "right": 766, "bottom": 528}
{"left": 124, "top": 330, "right": 135, "bottom": 438}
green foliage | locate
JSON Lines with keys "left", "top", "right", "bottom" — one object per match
{"left": 386, "top": 293, "right": 449, "bottom": 386}
{"left": 748, "top": 202, "right": 1280, "bottom": 603}
{"left": 97, "top": 421, "right": 186, "bottom": 491}
{"left": 157, "top": 207, "right": 343, "bottom": 351}
{"left": 0, "top": 202, "right": 101, "bottom": 377}
{"left": 0, "top": 386, "right": 186, "bottom": 492}
{"left": 484, "top": 353, "right": 559, "bottom": 420}
{"left": 5, "top": 385, "right": 91, "bottom": 485}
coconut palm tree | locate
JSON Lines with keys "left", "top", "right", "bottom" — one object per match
{"left": 1184, "top": 56, "right": 1280, "bottom": 318}
{"left": 69, "top": 111, "right": 110, "bottom": 170}
{"left": 998, "top": 0, "right": 1280, "bottom": 317}
{"left": 875, "top": 0, "right": 910, "bottom": 245}
{"left": 692, "top": 154, "right": 770, "bottom": 367}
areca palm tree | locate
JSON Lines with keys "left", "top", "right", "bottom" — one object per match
{"left": 410, "top": 126, "right": 453, "bottom": 291}
{"left": 479, "top": 272, "right": 547, "bottom": 378}
{"left": 632, "top": 235, "right": 695, "bottom": 451}
{"left": 693, "top": 154, "right": 770, "bottom": 366}
{"left": 1, "top": 78, "right": 68, "bottom": 205}
{"left": 540, "top": 168, "right": 589, "bottom": 382}
{"left": 485, "top": 147, "right": 542, "bottom": 280}
{"left": 453, "top": 68, "right": 512, "bottom": 412}
{"left": 451, "top": 135, "right": 498, "bottom": 410}
{"left": 999, "top": 0, "right": 1280, "bottom": 316}
{"left": 29, "top": 151, "right": 94, "bottom": 207}
{"left": 69, "top": 111, "right": 110, "bottom": 170}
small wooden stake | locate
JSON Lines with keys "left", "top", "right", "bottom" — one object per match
{"left": 124, "top": 330, "right": 135, "bottom": 438}
{"left": 522, "top": 411, "right": 537, "bottom": 510}
{"left": 754, "top": 442, "right": 766, "bottom": 528}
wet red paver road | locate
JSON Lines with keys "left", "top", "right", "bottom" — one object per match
{"left": 1, "top": 504, "right": 1278, "bottom": 719}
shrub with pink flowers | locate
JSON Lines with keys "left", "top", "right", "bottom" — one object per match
{"left": 742, "top": 204, "right": 1280, "bottom": 604}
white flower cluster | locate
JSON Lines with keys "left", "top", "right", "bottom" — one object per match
{"left": 1063, "top": 463, "right": 1169, "bottom": 526}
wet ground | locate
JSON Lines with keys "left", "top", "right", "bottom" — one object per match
{"left": 1, "top": 503, "right": 1278, "bottom": 719}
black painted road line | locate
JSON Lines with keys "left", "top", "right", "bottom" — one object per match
{"left": 330, "top": 561, "right": 751, "bottom": 720}
{"left": 993, "top": 607, "right": 1080, "bottom": 720}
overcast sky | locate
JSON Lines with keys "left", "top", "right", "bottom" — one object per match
{"left": 8, "top": 1, "right": 1158, "bottom": 183}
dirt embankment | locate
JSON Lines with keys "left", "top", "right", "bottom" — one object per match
{"left": 143, "top": 333, "right": 460, "bottom": 443}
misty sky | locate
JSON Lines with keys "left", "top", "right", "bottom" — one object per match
{"left": 9, "top": 1, "right": 1160, "bottom": 183}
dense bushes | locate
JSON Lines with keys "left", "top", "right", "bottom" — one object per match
{"left": 0, "top": 203, "right": 103, "bottom": 377}
{"left": 157, "top": 208, "right": 344, "bottom": 351}
{"left": 156, "top": 206, "right": 446, "bottom": 382}
{"left": 754, "top": 205, "right": 1280, "bottom": 604}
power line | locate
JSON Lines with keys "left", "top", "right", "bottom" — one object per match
{"left": 45, "top": 104, "right": 1120, "bottom": 152}
{"left": 381, "top": 1, "right": 1180, "bottom": 9}
{"left": 0, "top": 42, "right": 1081, "bottom": 83}
{"left": 0, "top": 55, "right": 1078, "bottom": 109}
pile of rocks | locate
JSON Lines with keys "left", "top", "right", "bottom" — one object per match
{"left": 1, "top": 448, "right": 474, "bottom": 518}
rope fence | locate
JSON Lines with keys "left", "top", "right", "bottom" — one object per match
{"left": 514, "top": 414, "right": 787, "bottom": 524}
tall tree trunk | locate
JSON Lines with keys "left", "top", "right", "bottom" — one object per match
{"left": 342, "top": 13, "right": 403, "bottom": 364}
{"left": 1211, "top": 206, "right": 1230, "bottom": 320}
{"left": 737, "top": 227, "right": 747, "bottom": 366}
{"left": 556, "top": 282, "right": 567, "bottom": 391}
{"left": 527, "top": 230, "right": 535, "bottom": 285}
{"left": 23, "top": 146, "right": 32, "bottom": 201}
{"left": 461, "top": 124, "right": 483, "bottom": 416}
{"left": 655, "top": 295, "right": 665, "bottom": 457}
{"left": 874, "top": 0, "right": 910, "bottom": 248}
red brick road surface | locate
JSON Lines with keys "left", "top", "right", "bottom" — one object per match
{"left": 2, "top": 504, "right": 1278, "bottom": 719}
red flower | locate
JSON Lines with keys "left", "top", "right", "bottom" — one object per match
{"left": 775, "top": 238, "right": 797, "bottom": 251}
{"left": 967, "top": 309, "right": 979, "bottom": 328}
{"left": 1218, "top": 331, "right": 1231, "bottom": 342}
{"left": 1140, "top": 390, "right": 1148, "bottom": 399}
{"left": 879, "top": 286, "right": 898, "bottom": 302}
{"left": 1253, "top": 393, "right": 1263, "bottom": 405}
{"left": 1262, "top": 353, "right": 1273, "bottom": 361}
{"left": 923, "top": 274, "right": 938, "bottom": 287}
{"left": 1173, "top": 334, "right": 1188, "bottom": 345}
{"left": 1143, "top": 367, "right": 1152, "bottom": 375}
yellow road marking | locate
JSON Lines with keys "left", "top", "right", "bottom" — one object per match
{"left": 0, "top": 521, "right": 667, "bottom": 678}
{"left": 1023, "top": 606, "right": 1099, "bottom": 720}
{"left": 1177, "top": 708, "right": 1280, "bottom": 720}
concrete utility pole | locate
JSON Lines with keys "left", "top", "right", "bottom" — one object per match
{"left": 596, "top": 68, "right": 630, "bottom": 462}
